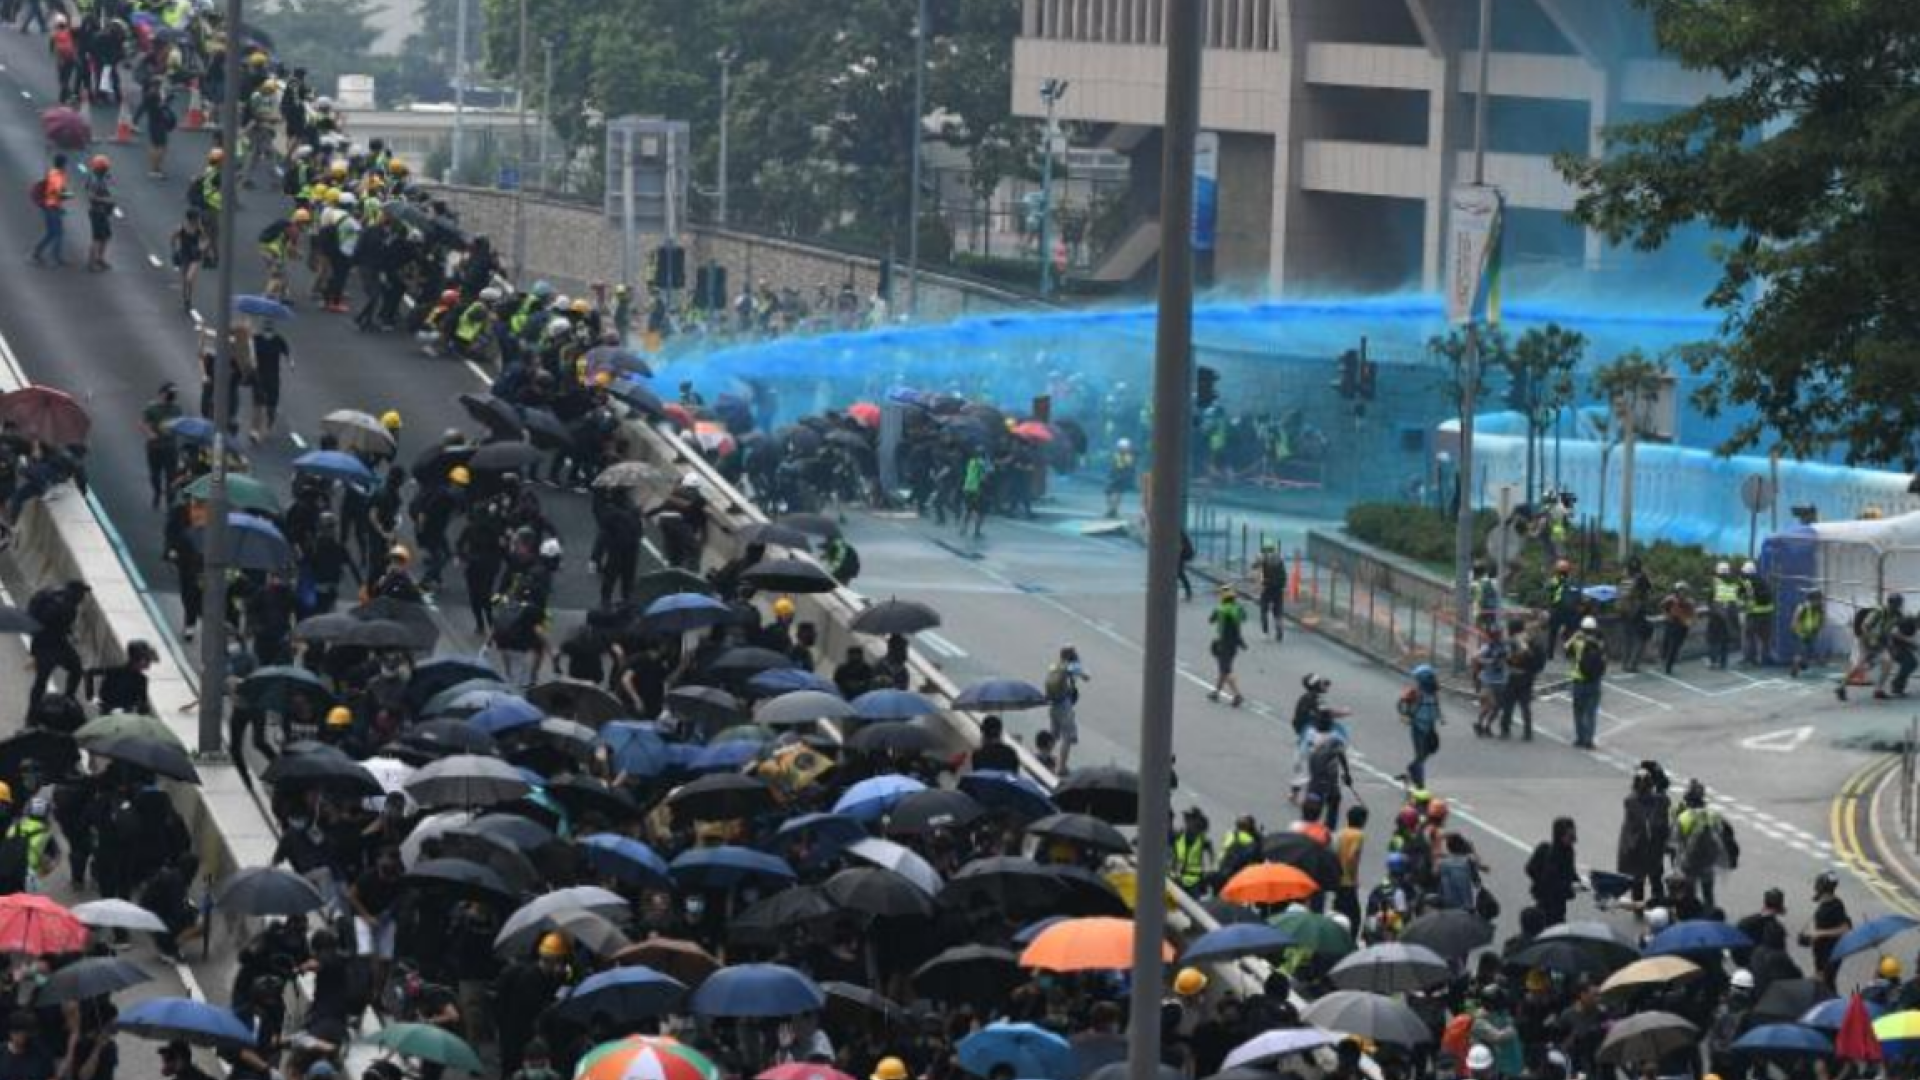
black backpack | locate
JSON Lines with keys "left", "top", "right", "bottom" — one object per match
{"left": 1577, "top": 638, "right": 1609, "bottom": 681}
{"left": 0, "top": 826, "right": 33, "bottom": 894}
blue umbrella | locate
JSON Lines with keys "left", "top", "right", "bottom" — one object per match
{"left": 749, "top": 668, "right": 838, "bottom": 697}
{"left": 669, "top": 845, "right": 796, "bottom": 892}
{"left": 579, "top": 833, "right": 671, "bottom": 888}
{"left": 1182, "top": 921, "right": 1299, "bottom": 965}
{"left": 599, "top": 722, "right": 674, "bottom": 778}
{"left": 1802, "top": 997, "right": 1888, "bottom": 1031}
{"left": 164, "top": 415, "right": 216, "bottom": 446}
{"left": 953, "top": 679, "right": 1049, "bottom": 712}
{"left": 853, "top": 689, "right": 940, "bottom": 721}
{"left": 1646, "top": 920, "right": 1754, "bottom": 957}
{"left": 689, "top": 963, "right": 824, "bottom": 1018}
{"left": 687, "top": 741, "right": 760, "bottom": 773}
{"left": 1013, "top": 915, "right": 1068, "bottom": 945}
{"left": 1834, "top": 914, "right": 1920, "bottom": 964}
{"left": 957, "top": 770, "right": 1057, "bottom": 821}
{"left": 193, "top": 514, "right": 290, "bottom": 571}
{"left": 1730, "top": 1024, "right": 1832, "bottom": 1057}
{"left": 773, "top": 812, "right": 869, "bottom": 855}
{"left": 294, "top": 449, "right": 376, "bottom": 490}
{"left": 467, "top": 698, "right": 543, "bottom": 737}
{"left": 833, "top": 774, "right": 927, "bottom": 820}
{"left": 234, "top": 294, "right": 295, "bottom": 320}
{"left": 643, "top": 592, "right": 734, "bottom": 634}
{"left": 958, "top": 1022, "right": 1076, "bottom": 1080}
{"left": 556, "top": 966, "right": 686, "bottom": 1023}
{"left": 116, "top": 997, "right": 256, "bottom": 1048}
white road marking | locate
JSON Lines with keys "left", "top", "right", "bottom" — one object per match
{"left": 1740, "top": 725, "right": 1815, "bottom": 753}
{"left": 18, "top": 91, "right": 29, "bottom": 100}
{"left": 463, "top": 361, "right": 491, "bottom": 385}
{"left": 111, "top": 207, "right": 124, "bottom": 220}
{"left": 190, "top": 309, "right": 204, "bottom": 325}
{"left": 146, "top": 253, "right": 162, "bottom": 268}
{"left": 920, "top": 631, "right": 966, "bottom": 659}
{"left": 289, "top": 432, "right": 306, "bottom": 450}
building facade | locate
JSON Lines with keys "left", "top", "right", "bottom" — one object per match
{"left": 1011, "top": 0, "right": 1718, "bottom": 293}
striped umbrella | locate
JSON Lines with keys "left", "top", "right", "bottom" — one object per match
{"left": 574, "top": 1037, "right": 719, "bottom": 1080}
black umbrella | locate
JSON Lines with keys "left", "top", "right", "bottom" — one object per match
{"left": 334, "top": 618, "right": 420, "bottom": 651}
{"left": 545, "top": 774, "right": 640, "bottom": 822}
{"left": 1505, "top": 938, "right": 1620, "bottom": 977}
{"left": 731, "top": 886, "right": 837, "bottom": 947}
{"left": 709, "top": 647, "right": 797, "bottom": 678}
{"left": 405, "top": 658, "right": 505, "bottom": 715}
{"left": 431, "top": 831, "right": 541, "bottom": 894}
{"left": 291, "top": 612, "right": 361, "bottom": 644}
{"left": 821, "top": 981, "right": 907, "bottom": 1031}
{"left": 521, "top": 409, "right": 573, "bottom": 451}
{"left": 0, "top": 606, "right": 39, "bottom": 634}
{"left": 886, "top": 789, "right": 984, "bottom": 837}
{"left": 0, "top": 729, "right": 79, "bottom": 785}
{"left": 463, "top": 813, "right": 562, "bottom": 855}
{"left": 92, "top": 737, "right": 199, "bottom": 784}
{"left": 216, "top": 867, "right": 327, "bottom": 917}
{"left": 847, "top": 721, "right": 940, "bottom": 758}
{"left": 459, "top": 393, "right": 523, "bottom": 440}
{"left": 469, "top": 440, "right": 542, "bottom": 474}
{"left": 406, "top": 754, "right": 531, "bottom": 808}
{"left": 402, "top": 857, "right": 520, "bottom": 903}
{"left": 259, "top": 748, "right": 381, "bottom": 797}
{"left": 1400, "top": 910, "right": 1496, "bottom": 962}
{"left": 666, "top": 686, "right": 745, "bottom": 730}
{"left": 1054, "top": 767, "right": 1140, "bottom": 824}
{"left": 777, "top": 513, "right": 842, "bottom": 540}
{"left": 941, "top": 857, "right": 1067, "bottom": 913}
{"left": 1595, "top": 1011, "right": 1698, "bottom": 1066}
{"left": 398, "top": 718, "right": 498, "bottom": 759}
{"left": 755, "top": 690, "right": 853, "bottom": 728}
{"left": 1260, "top": 831, "right": 1344, "bottom": 889}
{"left": 739, "top": 523, "right": 814, "bottom": 551}
{"left": 1047, "top": 864, "right": 1133, "bottom": 917}
{"left": 850, "top": 599, "right": 942, "bottom": 636}
{"left": 668, "top": 772, "right": 775, "bottom": 821}
{"left": 411, "top": 441, "right": 475, "bottom": 484}
{"left": 1028, "top": 812, "right": 1132, "bottom": 855}
{"left": 823, "top": 867, "right": 935, "bottom": 919}
{"left": 742, "top": 558, "right": 839, "bottom": 594}
{"left": 911, "top": 944, "right": 1023, "bottom": 1003}
{"left": 1751, "top": 977, "right": 1828, "bottom": 1023}
{"left": 527, "top": 681, "right": 626, "bottom": 725}
{"left": 36, "top": 957, "right": 150, "bottom": 1005}
{"left": 352, "top": 597, "right": 441, "bottom": 651}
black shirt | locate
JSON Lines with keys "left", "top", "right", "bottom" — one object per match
{"left": 0, "top": 1042, "right": 56, "bottom": 1080}
{"left": 353, "top": 868, "right": 402, "bottom": 918}
{"left": 970, "top": 742, "right": 1019, "bottom": 773}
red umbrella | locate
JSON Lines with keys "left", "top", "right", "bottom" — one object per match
{"left": 847, "top": 402, "right": 881, "bottom": 429}
{"left": 0, "top": 387, "right": 91, "bottom": 446}
{"left": 39, "top": 107, "right": 90, "bottom": 150}
{"left": 1011, "top": 421, "right": 1055, "bottom": 443}
{"left": 0, "top": 895, "right": 89, "bottom": 955}
{"left": 1838, "top": 992, "right": 1884, "bottom": 1062}
{"left": 759, "top": 1066, "right": 857, "bottom": 1080}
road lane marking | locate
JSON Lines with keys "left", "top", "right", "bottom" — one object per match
{"left": 1741, "top": 725, "right": 1815, "bottom": 753}
{"left": 920, "top": 631, "right": 966, "bottom": 659}
{"left": 1831, "top": 755, "right": 1920, "bottom": 917}
{"left": 289, "top": 432, "right": 306, "bottom": 450}
{"left": 463, "top": 361, "right": 490, "bottom": 385}
{"left": 146, "top": 253, "right": 162, "bottom": 268}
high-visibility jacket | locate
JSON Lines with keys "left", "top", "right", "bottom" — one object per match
{"left": 1172, "top": 832, "right": 1212, "bottom": 891}
{"left": 1712, "top": 576, "right": 1741, "bottom": 608}
{"left": 455, "top": 302, "right": 490, "bottom": 344}
{"left": 1792, "top": 601, "right": 1824, "bottom": 641}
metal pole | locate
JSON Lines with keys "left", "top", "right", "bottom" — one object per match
{"left": 1127, "top": 2, "right": 1198, "bottom": 1079}
{"left": 511, "top": 0, "right": 529, "bottom": 279}
{"left": 905, "top": 0, "right": 928, "bottom": 315}
{"left": 1038, "top": 89, "right": 1056, "bottom": 298}
{"left": 717, "top": 53, "right": 731, "bottom": 227}
{"left": 664, "top": 129, "right": 680, "bottom": 314}
{"left": 1452, "top": 0, "right": 1493, "bottom": 667}
{"left": 450, "top": 0, "right": 467, "bottom": 179}
{"left": 538, "top": 39, "right": 553, "bottom": 191}
{"left": 620, "top": 129, "right": 636, "bottom": 293}
{"left": 197, "top": 0, "right": 245, "bottom": 758}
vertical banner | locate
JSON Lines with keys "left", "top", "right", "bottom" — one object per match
{"left": 1445, "top": 183, "right": 1504, "bottom": 325}
{"left": 1192, "top": 131, "right": 1219, "bottom": 252}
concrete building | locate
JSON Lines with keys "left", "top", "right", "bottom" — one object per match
{"left": 1011, "top": 0, "right": 1719, "bottom": 293}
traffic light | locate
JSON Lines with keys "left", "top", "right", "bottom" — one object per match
{"left": 693, "top": 264, "right": 727, "bottom": 310}
{"left": 1336, "top": 350, "right": 1359, "bottom": 399}
{"left": 1358, "top": 359, "right": 1378, "bottom": 401}
{"left": 652, "top": 244, "right": 686, "bottom": 290}
{"left": 1195, "top": 365, "right": 1220, "bottom": 411}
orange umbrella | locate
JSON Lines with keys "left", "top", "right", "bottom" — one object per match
{"left": 1019, "top": 916, "right": 1173, "bottom": 972}
{"left": 1221, "top": 862, "right": 1320, "bottom": 905}
{"left": 848, "top": 403, "right": 881, "bottom": 429}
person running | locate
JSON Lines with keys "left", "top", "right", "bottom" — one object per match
{"left": 1042, "top": 646, "right": 1087, "bottom": 773}
{"left": 131, "top": 76, "right": 177, "bottom": 179}
{"left": 28, "top": 154, "right": 70, "bottom": 268}
{"left": 1659, "top": 580, "right": 1696, "bottom": 674}
{"left": 82, "top": 155, "right": 114, "bottom": 272}
{"left": 1207, "top": 584, "right": 1247, "bottom": 706}
{"left": 170, "top": 209, "right": 208, "bottom": 313}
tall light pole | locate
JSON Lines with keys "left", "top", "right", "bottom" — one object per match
{"left": 1126, "top": 2, "right": 1198, "bottom": 1079}
{"left": 904, "top": 0, "right": 928, "bottom": 315}
{"left": 450, "top": 0, "right": 468, "bottom": 180}
{"left": 1450, "top": 0, "right": 1495, "bottom": 662}
{"left": 198, "top": 0, "right": 247, "bottom": 757}
{"left": 1037, "top": 77, "right": 1068, "bottom": 298}
{"left": 538, "top": 37, "right": 554, "bottom": 191}
{"left": 716, "top": 49, "right": 734, "bottom": 227}
{"left": 511, "top": 0, "right": 529, "bottom": 279}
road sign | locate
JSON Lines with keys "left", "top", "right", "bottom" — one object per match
{"left": 1739, "top": 725, "right": 1813, "bottom": 753}
{"left": 1740, "top": 474, "right": 1777, "bottom": 514}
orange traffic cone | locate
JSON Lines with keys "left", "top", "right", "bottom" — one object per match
{"left": 1288, "top": 551, "right": 1303, "bottom": 603}
{"left": 112, "top": 94, "right": 133, "bottom": 144}
{"left": 183, "top": 82, "right": 204, "bottom": 130}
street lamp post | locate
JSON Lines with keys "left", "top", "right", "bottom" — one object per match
{"left": 538, "top": 38, "right": 555, "bottom": 190}
{"left": 904, "top": 0, "right": 928, "bottom": 316}
{"left": 450, "top": 0, "right": 468, "bottom": 180}
{"left": 1451, "top": 0, "right": 1494, "bottom": 663}
{"left": 511, "top": 0, "right": 529, "bottom": 279}
{"left": 717, "top": 50, "right": 734, "bottom": 227}
{"left": 1037, "top": 77, "right": 1068, "bottom": 298}
{"left": 197, "top": 0, "right": 247, "bottom": 757}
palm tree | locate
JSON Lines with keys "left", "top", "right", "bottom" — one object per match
{"left": 1591, "top": 350, "right": 1671, "bottom": 559}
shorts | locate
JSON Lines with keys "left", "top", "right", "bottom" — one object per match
{"left": 88, "top": 210, "right": 111, "bottom": 242}
{"left": 1048, "top": 702, "right": 1078, "bottom": 746}
{"left": 354, "top": 915, "right": 396, "bottom": 958}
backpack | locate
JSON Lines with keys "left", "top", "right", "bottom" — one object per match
{"left": 1044, "top": 666, "right": 1070, "bottom": 701}
{"left": 25, "top": 588, "right": 68, "bottom": 632}
{"left": 1307, "top": 737, "right": 1344, "bottom": 792}
{"left": 0, "top": 826, "right": 32, "bottom": 895}
{"left": 27, "top": 178, "right": 46, "bottom": 208}
{"left": 1576, "top": 638, "right": 1608, "bottom": 681}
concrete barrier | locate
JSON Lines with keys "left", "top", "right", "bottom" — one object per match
{"left": 0, "top": 351, "right": 278, "bottom": 945}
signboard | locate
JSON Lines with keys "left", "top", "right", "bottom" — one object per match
{"left": 1445, "top": 183, "right": 1503, "bottom": 326}
{"left": 1192, "top": 131, "right": 1219, "bottom": 252}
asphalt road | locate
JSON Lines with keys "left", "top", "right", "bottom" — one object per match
{"left": 842, "top": 477, "right": 1920, "bottom": 984}
{"left": 0, "top": 32, "right": 601, "bottom": 659}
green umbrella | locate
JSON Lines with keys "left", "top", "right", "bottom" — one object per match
{"left": 1269, "top": 909, "right": 1356, "bottom": 958}
{"left": 237, "top": 666, "right": 334, "bottom": 714}
{"left": 366, "top": 1023, "right": 483, "bottom": 1072}
{"left": 74, "top": 712, "right": 184, "bottom": 748}
{"left": 183, "top": 473, "right": 281, "bottom": 514}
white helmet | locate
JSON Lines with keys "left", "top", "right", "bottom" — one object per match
{"left": 546, "top": 316, "right": 572, "bottom": 337}
{"left": 1466, "top": 1046, "right": 1494, "bottom": 1073}
{"left": 679, "top": 472, "right": 704, "bottom": 491}
{"left": 1716, "top": 561, "right": 1732, "bottom": 575}
{"left": 335, "top": 192, "right": 357, "bottom": 208}
{"left": 539, "top": 537, "right": 562, "bottom": 559}
{"left": 554, "top": 294, "right": 572, "bottom": 310}
{"left": 315, "top": 96, "right": 334, "bottom": 111}
{"left": 479, "top": 286, "right": 503, "bottom": 302}
{"left": 1730, "top": 968, "right": 1755, "bottom": 991}
{"left": 1646, "top": 907, "right": 1672, "bottom": 932}
{"left": 1742, "top": 560, "right": 1758, "bottom": 575}
{"left": 1116, "top": 438, "right": 1131, "bottom": 450}
{"left": 1581, "top": 616, "right": 1599, "bottom": 631}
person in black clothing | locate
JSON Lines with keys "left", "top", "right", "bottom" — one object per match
{"left": 409, "top": 473, "right": 464, "bottom": 591}
{"left": 970, "top": 715, "right": 1020, "bottom": 773}
{"left": 1178, "top": 531, "right": 1195, "bottom": 601}
{"left": 457, "top": 501, "right": 506, "bottom": 634}
{"left": 246, "top": 571, "right": 297, "bottom": 666}
{"left": 25, "top": 581, "right": 88, "bottom": 715}
{"left": 62, "top": 1002, "right": 116, "bottom": 1080}
{"left": 832, "top": 648, "right": 875, "bottom": 699}
{"left": 249, "top": 322, "right": 289, "bottom": 439}
{"left": 302, "top": 512, "right": 357, "bottom": 614}
{"left": 163, "top": 503, "right": 203, "bottom": 640}
{"left": 0, "top": 1010, "right": 54, "bottom": 1080}
{"left": 85, "top": 639, "right": 157, "bottom": 716}
{"left": 1526, "top": 817, "right": 1581, "bottom": 926}
{"left": 590, "top": 492, "right": 642, "bottom": 607}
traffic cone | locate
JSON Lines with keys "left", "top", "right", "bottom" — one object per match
{"left": 1288, "top": 551, "right": 1303, "bottom": 603}
{"left": 183, "top": 81, "right": 204, "bottom": 130}
{"left": 112, "top": 94, "right": 133, "bottom": 144}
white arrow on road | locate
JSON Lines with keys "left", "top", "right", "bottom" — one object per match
{"left": 1740, "top": 725, "right": 1815, "bottom": 753}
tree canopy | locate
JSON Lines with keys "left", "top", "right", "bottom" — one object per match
{"left": 1556, "top": 0, "right": 1920, "bottom": 468}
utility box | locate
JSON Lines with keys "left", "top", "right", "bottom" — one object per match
{"left": 603, "top": 117, "right": 690, "bottom": 235}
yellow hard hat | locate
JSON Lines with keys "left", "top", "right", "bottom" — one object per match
{"left": 570, "top": 299, "right": 590, "bottom": 315}
{"left": 326, "top": 706, "right": 353, "bottom": 728}
{"left": 772, "top": 597, "right": 796, "bottom": 619}
{"left": 449, "top": 466, "right": 471, "bottom": 486}
{"left": 871, "top": 1059, "right": 909, "bottom": 1080}
{"left": 380, "top": 410, "right": 402, "bottom": 431}
{"left": 1174, "top": 967, "right": 1208, "bottom": 997}
{"left": 592, "top": 371, "right": 613, "bottom": 388}
{"left": 0, "top": 782, "right": 15, "bottom": 805}
{"left": 207, "top": 147, "right": 225, "bottom": 165}
{"left": 538, "top": 932, "right": 569, "bottom": 958}
{"left": 324, "top": 189, "right": 342, "bottom": 206}
{"left": 1525, "top": 967, "right": 1551, "bottom": 992}
{"left": 1883, "top": 956, "right": 1904, "bottom": 980}
{"left": 246, "top": 50, "right": 268, "bottom": 67}
{"left": 389, "top": 159, "right": 410, "bottom": 177}
{"left": 329, "top": 161, "right": 348, "bottom": 179}
{"left": 292, "top": 208, "right": 312, "bottom": 224}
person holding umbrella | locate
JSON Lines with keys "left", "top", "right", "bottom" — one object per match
{"left": 158, "top": 1042, "right": 215, "bottom": 1080}
{"left": 28, "top": 153, "right": 70, "bottom": 269}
